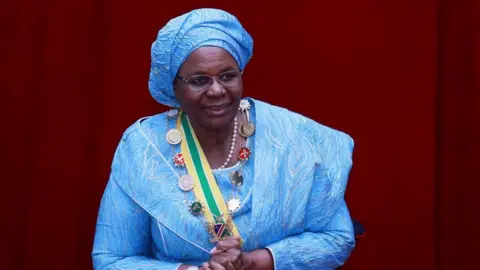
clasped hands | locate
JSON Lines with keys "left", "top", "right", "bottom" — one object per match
{"left": 200, "top": 236, "right": 247, "bottom": 270}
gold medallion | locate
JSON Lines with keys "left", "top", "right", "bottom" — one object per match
{"left": 238, "top": 122, "right": 255, "bottom": 138}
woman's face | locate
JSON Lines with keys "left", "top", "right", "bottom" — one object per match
{"left": 174, "top": 46, "right": 243, "bottom": 130}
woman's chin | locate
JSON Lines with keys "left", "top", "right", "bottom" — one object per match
{"left": 200, "top": 109, "right": 236, "bottom": 130}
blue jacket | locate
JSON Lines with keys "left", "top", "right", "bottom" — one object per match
{"left": 92, "top": 98, "right": 355, "bottom": 269}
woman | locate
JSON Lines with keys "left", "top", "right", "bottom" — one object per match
{"left": 92, "top": 8, "right": 355, "bottom": 270}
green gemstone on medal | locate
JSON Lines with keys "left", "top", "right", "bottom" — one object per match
{"left": 189, "top": 201, "right": 203, "bottom": 215}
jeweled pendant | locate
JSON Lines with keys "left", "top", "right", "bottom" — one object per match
{"left": 227, "top": 198, "right": 241, "bottom": 213}
{"left": 173, "top": 153, "right": 185, "bottom": 167}
{"left": 238, "top": 99, "right": 251, "bottom": 112}
{"left": 238, "top": 122, "right": 255, "bottom": 138}
{"left": 230, "top": 170, "right": 244, "bottom": 187}
{"left": 238, "top": 147, "right": 251, "bottom": 161}
{"left": 208, "top": 214, "right": 233, "bottom": 242}
{"left": 178, "top": 175, "right": 194, "bottom": 191}
{"left": 208, "top": 222, "right": 227, "bottom": 242}
{"left": 189, "top": 201, "right": 204, "bottom": 215}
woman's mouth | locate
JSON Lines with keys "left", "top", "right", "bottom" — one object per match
{"left": 203, "top": 103, "right": 231, "bottom": 116}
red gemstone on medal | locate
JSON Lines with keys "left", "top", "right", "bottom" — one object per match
{"left": 173, "top": 153, "right": 185, "bottom": 167}
{"left": 238, "top": 147, "right": 251, "bottom": 161}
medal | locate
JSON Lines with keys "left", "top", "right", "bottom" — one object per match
{"left": 189, "top": 201, "right": 204, "bottom": 215}
{"left": 238, "top": 99, "right": 251, "bottom": 112}
{"left": 178, "top": 175, "right": 194, "bottom": 191}
{"left": 230, "top": 170, "right": 244, "bottom": 187}
{"left": 238, "top": 122, "right": 255, "bottom": 138}
{"left": 166, "top": 128, "right": 182, "bottom": 145}
{"left": 238, "top": 147, "right": 251, "bottom": 161}
{"left": 166, "top": 108, "right": 179, "bottom": 119}
{"left": 208, "top": 214, "right": 233, "bottom": 242}
{"left": 173, "top": 153, "right": 185, "bottom": 167}
{"left": 227, "top": 198, "right": 241, "bottom": 213}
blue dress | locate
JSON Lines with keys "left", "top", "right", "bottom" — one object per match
{"left": 92, "top": 98, "right": 355, "bottom": 269}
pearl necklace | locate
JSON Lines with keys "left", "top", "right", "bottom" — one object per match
{"left": 214, "top": 116, "right": 238, "bottom": 170}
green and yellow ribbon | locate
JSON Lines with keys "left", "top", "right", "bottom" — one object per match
{"left": 177, "top": 112, "right": 241, "bottom": 242}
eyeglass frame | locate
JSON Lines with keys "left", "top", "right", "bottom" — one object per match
{"left": 175, "top": 69, "right": 244, "bottom": 91}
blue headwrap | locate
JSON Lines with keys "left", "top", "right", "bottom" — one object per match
{"left": 148, "top": 8, "right": 254, "bottom": 107}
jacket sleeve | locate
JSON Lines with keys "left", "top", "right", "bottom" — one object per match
{"left": 266, "top": 122, "right": 356, "bottom": 269}
{"left": 92, "top": 131, "right": 181, "bottom": 270}
{"left": 92, "top": 174, "right": 181, "bottom": 270}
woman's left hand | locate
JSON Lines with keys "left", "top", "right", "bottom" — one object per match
{"left": 201, "top": 236, "right": 245, "bottom": 270}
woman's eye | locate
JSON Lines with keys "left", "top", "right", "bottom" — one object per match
{"left": 219, "top": 72, "right": 237, "bottom": 81}
{"left": 189, "top": 76, "right": 210, "bottom": 86}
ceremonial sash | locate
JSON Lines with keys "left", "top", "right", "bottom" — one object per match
{"left": 177, "top": 112, "right": 242, "bottom": 242}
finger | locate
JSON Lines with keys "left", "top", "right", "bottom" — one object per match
{"left": 226, "top": 261, "right": 236, "bottom": 270}
{"left": 210, "top": 261, "right": 226, "bottom": 270}
{"left": 210, "top": 252, "right": 234, "bottom": 266}
{"left": 225, "top": 248, "right": 242, "bottom": 257}
{"left": 222, "top": 236, "right": 241, "bottom": 241}
{"left": 225, "top": 249, "right": 243, "bottom": 269}
{"left": 213, "top": 238, "right": 241, "bottom": 253}
{"left": 210, "top": 236, "right": 241, "bottom": 254}
{"left": 210, "top": 250, "right": 241, "bottom": 268}
{"left": 201, "top": 262, "right": 211, "bottom": 270}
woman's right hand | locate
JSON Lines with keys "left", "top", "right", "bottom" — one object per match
{"left": 201, "top": 236, "right": 245, "bottom": 270}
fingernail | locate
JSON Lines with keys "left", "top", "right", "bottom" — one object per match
{"left": 209, "top": 247, "right": 217, "bottom": 254}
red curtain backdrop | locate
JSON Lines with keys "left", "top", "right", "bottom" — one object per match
{"left": 437, "top": 0, "right": 480, "bottom": 269}
{"left": 1, "top": 1, "right": 478, "bottom": 269}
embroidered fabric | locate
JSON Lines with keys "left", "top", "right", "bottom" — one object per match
{"left": 92, "top": 98, "right": 355, "bottom": 269}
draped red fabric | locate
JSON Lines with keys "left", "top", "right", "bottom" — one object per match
{"left": 0, "top": 1, "right": 478, "bottom": 269}
{"left": 436, "top": 0, "right": 480, "bottom": 269}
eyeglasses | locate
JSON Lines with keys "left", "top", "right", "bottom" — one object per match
{"left": 176, "top": 70, "right": 243, "bottom": 92}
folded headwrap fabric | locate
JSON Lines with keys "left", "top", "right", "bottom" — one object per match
{"left": 148, "top": 8, "right": 254, "bottom": 107}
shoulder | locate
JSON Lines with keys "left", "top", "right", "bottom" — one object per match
{"left": 250, "top": 97, "right": 354, "bottom": 150}
{"left": 119, "top": 112, "right": 170, "bottom": 145}
{"left": 109, "top": 111, "right": 174, "bottom": 181}
{"left": 110, "top": 111, "right": 171, "bottom": 170}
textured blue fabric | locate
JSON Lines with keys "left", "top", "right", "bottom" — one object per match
{"left": 148, "top": 8, "right": 253, "bottom": 107}
{"left": 92, "top": 98, "right": 355, "bottom": 269}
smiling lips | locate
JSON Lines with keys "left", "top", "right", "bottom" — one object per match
{"left": 203, "top": 103, "right": 231, "bottom": 115}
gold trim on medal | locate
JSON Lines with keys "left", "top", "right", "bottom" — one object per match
{"left": 166, "top": 129, "right": 182, "bottom": 145}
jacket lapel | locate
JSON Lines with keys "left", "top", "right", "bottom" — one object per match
{"left": 113, "top": 116, "right": 213, "bottom": 254}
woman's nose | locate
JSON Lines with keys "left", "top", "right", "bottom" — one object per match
{"left": 206, "top": 78, "right": 226, "bottom": 97}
